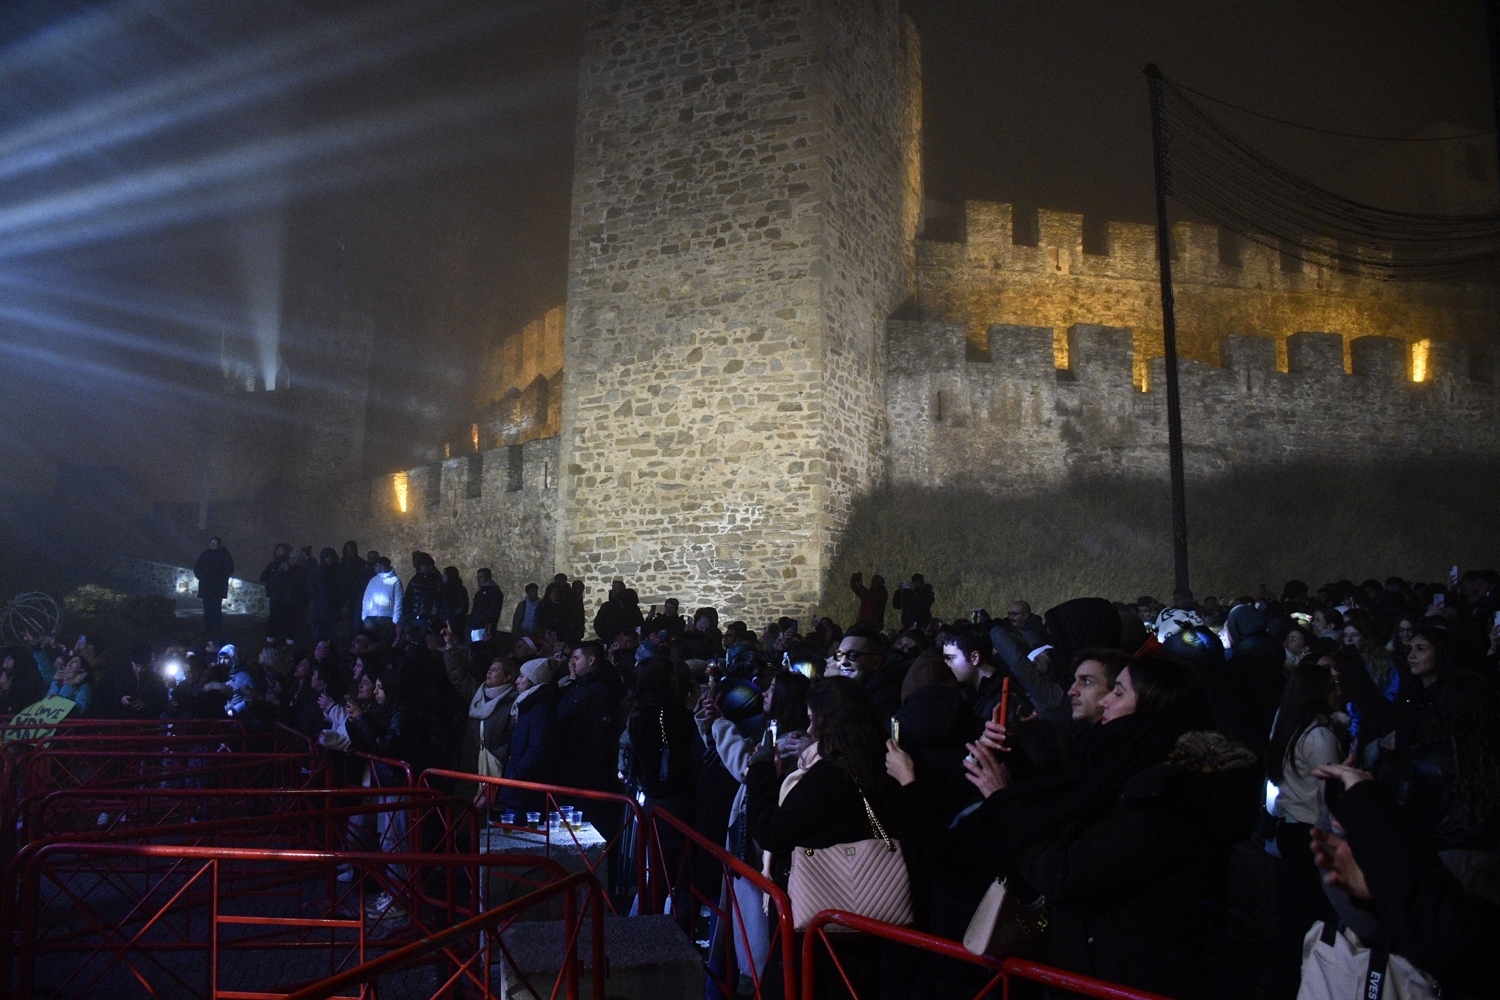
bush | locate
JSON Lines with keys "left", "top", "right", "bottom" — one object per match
{"left": 60, "top": 584, "right": 178, "bottom": 655}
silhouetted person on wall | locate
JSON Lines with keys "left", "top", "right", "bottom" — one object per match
{"left": 469, "top": 568, "right": 504, "bottom": 639}
{"left": 850, "top": 571, "right": 889, "bottom": 630}
{"left": 404, "top": 554, "right": 442, "bottom": 635}
{"left": 436, "top": 565, "right": 470, "bottom": 636}
{"left": 194, "top": 537, "right": 234, "bottom": 636}
{"left": 261, "top": 543, "right": 296, "bottom": 646}
{"left": 306, "top": 547, "right": 344, "bottom": 643}
{"left": 593, "top": 579, "right": 644, "bottom": 643}
{"left": 893, "top": 573, "right": 934, "bottom": 629}
{"left": 339, "top": 541, "right": 368, "bottom": 636}
{"left": 512, "top": 583, "right": 542, "bottom": 636}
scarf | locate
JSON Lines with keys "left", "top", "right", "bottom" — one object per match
{"left": 510, "top": 682, "right": 545, "bottom": 720}
{"left": 470, "top": 682, "right": 515, "bottom": 721}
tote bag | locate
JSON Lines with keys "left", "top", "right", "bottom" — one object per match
{"left": 786, "top": 793, "right": 913, "bottom": 931}
{"left": 1297, "top": 921, "right": 1440, "bottom": 1000}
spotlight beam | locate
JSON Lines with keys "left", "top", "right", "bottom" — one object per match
{"left": 0, "top": 0, "right": 556, "bottom": 186}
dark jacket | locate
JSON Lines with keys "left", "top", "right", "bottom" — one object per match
{"left": 260, "top": 558, "right": 294, "bottom": 608}
{"left": 436, "top": 579, "right": 470, "bottom": 630}
{"left": 895, "top": 684, "right": 981, "bottom": 813}
{"left": 1335, "top": 779, "right": 1500, "bottom": 997}
{"left": 404, "top": 570, "right": 442, "bottom": 629}
{"left": 1002, "top": 730, "right": 1260, "bottom": 998}
{"left": 194, "top": 547, "right": 234, "bottom": 602}
{"left": 892, "top": 583, "right": 935, "bottom": 628}
{"left": 305, "top": 553, "right": 343, "bottom": 626}
{"left": 98, "top": 662, "right": 170, "bottom": 719}
{"left": 864, "top": 656, "right": 910, "bottom": 719}
{"left": 338, "top": 554, "right": 369, "bottom": 607}
{"left": 627, "top": 702, "right": 700, "bottom": 801}
{"left": 347, "top": 702, "right": 415, "bottom": 786}
{"left": 470, "top": 582, "right": 504, "bottom": 632}
{"left": 593, "top": 598, "right": 643, "bottom": 644}
{"left": 746, "top": 755, "right": 899, "bottom": 888}
{"left": 512, "top": 597, "right": 542, "bottom": 635}
{"left": 502, "top": 684, "right": 561, "bottom": 811}
{"left": 555, "top": 668, "right": 626, "bottom": 791}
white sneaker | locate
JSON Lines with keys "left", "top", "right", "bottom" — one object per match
{"left": 365, "top": 892, "right": 405, "bottom": 918}
{"left": 336, "top": 865, "right": 355, "bottom": 883}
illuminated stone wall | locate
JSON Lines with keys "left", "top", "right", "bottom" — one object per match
{"left": 473, "top": 306, "right": 565, "bottom": 448}
{"left": 558, "top": 0, "right": 922, "bottom": 620}
{"left": 918, "top": 202, "right": 1498, "bottom": 384}
{"left": 330, "top": 437, "right": 558, "bottom": 611}
{"left": 887, "top": 319, "right": 1500, "bottom": 490}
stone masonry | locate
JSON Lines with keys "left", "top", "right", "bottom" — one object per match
{"left": 557, "top": 0, "right": 921, "bottom": 620}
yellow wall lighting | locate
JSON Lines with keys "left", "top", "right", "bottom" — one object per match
{"left": 1411, "top": 339, "right": 1431, "bottom": 383}
{"left": 393, "top": 471, "right": 409, "bottom": 513}
{"left": 471, "top": 423, "right": 480, "bottom": 451}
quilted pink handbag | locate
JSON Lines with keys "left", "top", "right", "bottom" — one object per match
{"left": 786, "top": 794, "right": 913, "bottom": 931}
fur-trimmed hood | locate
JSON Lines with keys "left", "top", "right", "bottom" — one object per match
{"left": 1123, "top": 729, "right": 1262, "bottom": 845}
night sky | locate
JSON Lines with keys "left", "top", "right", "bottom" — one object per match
{"left": 0, "top": 0, "right": 1490, "bottom": 507}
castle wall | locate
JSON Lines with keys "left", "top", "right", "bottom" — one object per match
{"left": 920, "top": 202, "right": 1499, "bottom": 384}
{"left": 887, "top": 319, "right": 1500, "bottom": 490}
{"left": 329, "top": 437, "right": 558, "bottom": 610}
{"left": 474, "top": 306, "right": 565, "bottom": 447}
{"left": 559, "top": 0, "right": 920, "bottom": 619}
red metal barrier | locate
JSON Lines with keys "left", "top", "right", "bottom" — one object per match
{"left": 801, "top": 910, "right": 1177, "bottom": 1000}
{"left": 647, "top": 805, "right": 798, "bottom": 1000}
{"left": 419, "top": 768, "right": 652, "bottom": 916}
{"left": 14, "top": 843, "right": 568, "bottom": 1000}
{"left": 351, "top": 751, "right": 413, "bottom": 789}
{"left": 282, "top": 869, "right": 607, "bottom": 1000}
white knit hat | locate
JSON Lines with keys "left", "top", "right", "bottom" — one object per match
{"left": 520, "top": 657, "right": 555, "bottom": 687}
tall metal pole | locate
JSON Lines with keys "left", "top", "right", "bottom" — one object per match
{"left": 1487, "top": 0, "right": 1500, "bottom": 178}
{"left": 1144, "top": 64, "right": 1191, "bottom": 598}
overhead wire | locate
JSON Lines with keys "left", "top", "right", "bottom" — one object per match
{"left": 1156, "top": 74, "right": 1500, "bottom": 281}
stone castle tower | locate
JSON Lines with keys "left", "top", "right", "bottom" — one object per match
{"left": 557, "top": 0, "right": 922, "bottom": 618}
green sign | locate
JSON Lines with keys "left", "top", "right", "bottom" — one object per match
{"left": 3, "top": 695, "right": 79, "bottom": 743}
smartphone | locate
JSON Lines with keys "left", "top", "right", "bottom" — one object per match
{"left": 890, "top": 717, "right": 900, "bottom": 744}
{"left": 970, "top": 609, "right": 983, "bottom": 624}
{"left": 1492, "top": 610, "right": 1500, "bottom": 628}
{"left": 1434, "top": 593, "right": 1445, "bottom": 607}
{"left": 994, "top": 677, "right": 1011, "bottom": 734}
{"left": 1450, "top": 565, "right": 1460, "bottom": 587}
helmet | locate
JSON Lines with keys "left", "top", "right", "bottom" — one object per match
{"left": 1162, "top": 625, "right": 1225, "bottom": 667}
{"left": 1152, "top": 607, "right": 1202, "bottom": 641}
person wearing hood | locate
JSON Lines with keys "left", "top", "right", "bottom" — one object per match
{"left": 193, "top": 537, "right": 234, "bottom": 637}
{"left": 965, "top": 656, "right": 1260, "bottom": 998}
{"left": 436, "top": 566, "right": 471, "bottom": 637}
{"left": 592, "top": 580, "right": 644, "bottom": 644}
{"left": 501, "top": 657, "right": 562, "bottom": 816}
{"left": 361, "top": 557, "right": 403, "bottom": 645}
{"left": 305, "top": 547, "right": 345, "bottom": 643}
{"left": 1222, "top": 603, "right": 1287, "bottom": 759}
{"left": 99, "top": 642, "right": 169, "bottom": 720}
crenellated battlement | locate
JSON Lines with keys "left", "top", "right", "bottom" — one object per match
{"left": 914, "top": 201, "right": 1500, "bottom": 382}
{"left": 886, "top": 316, "right": 1500, "bottom": 490}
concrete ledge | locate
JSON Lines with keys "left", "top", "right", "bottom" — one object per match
{"left": 498, "top": 913, "right": 702, "bottom": 1000}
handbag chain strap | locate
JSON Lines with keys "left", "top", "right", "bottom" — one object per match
{"left": 861, "top": 794, "right": 896, "bottom": 853}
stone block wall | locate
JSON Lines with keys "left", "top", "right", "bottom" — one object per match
{"left": 559, "top": 0, "right": 921, "bottom": 620}
{"left": 918, "top": 201, "right": 1499, "bottom": 384}
{"left": 329, "top": 437, "right": 559, "bottom": 611}
{"left": 887, "top": 319, "right": 1500, "bottom": 490}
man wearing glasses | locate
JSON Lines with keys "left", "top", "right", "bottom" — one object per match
{"left": 833, "top": 631, "right": 904, "bottom": 715}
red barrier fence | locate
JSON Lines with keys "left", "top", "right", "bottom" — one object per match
{"left": 282, "top": 870, "right": 607, "bottom": 1000}
{"left": 802, "top": 910, "right": 1178, "bottom": 1000}
{"left": 647, "top": 805, "right": 798, "bottom": 1000}
{"left": 13, "top": 843, "right": 568, "bottom": 1000}
{"left": 418, "top": 769, "right": 652, "bottom": 916}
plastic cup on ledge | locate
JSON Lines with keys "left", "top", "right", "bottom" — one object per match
{"left": 548, "top": 810, "right": 562, "bottom": 833}
{"left": 499, "top": 810, "right": 516, "bottom": 826}
{"left": 526, "top": 811, "right": 542, "bottom": 828}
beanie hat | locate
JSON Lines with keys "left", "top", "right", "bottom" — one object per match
{"left": 520, "top": 657, "right": 555, "bottom": 687}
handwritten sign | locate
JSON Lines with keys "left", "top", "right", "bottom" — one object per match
{"left": 2, "top": 696, "right": 78, "bottom": 743}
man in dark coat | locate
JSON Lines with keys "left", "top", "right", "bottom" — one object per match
{"left": 260, "top": 543, "right": 295, "bottom": 646}
{"left": 338, "top": 542, "right": 369, "bottom": 637}
{"left": 100, "top": 642, "right": 170, "bottom": 720}
{"left": 193, "top": 537, "right": 234, "bottom": 637}
{"left": 893, "top": 574, "right": 935, "bottom": 629}
{"left": 592, "top": 580, "right": 644, "bottom": 643}
{"left": 305, "top": 547, "right": 344, "bottom": 642}
{"left": 469, "top": 568, "right": 504, "bottom": 639}
{"left": 404, "top": 555, "right": 443, "bottom": 635}
{"left": 556, "top": 642, "right": 626, "bottom": 842}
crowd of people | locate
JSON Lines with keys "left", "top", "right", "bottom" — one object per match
{"left": 5, "top": 541, "right": 1499, "bottom": 1000}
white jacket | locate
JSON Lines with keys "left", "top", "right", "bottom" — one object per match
{"left": 362, "top": 571, "right": 404, "bottom": 624}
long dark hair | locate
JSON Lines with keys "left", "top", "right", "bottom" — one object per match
{"left": 1435, "top": 671, "right": 1500, "bottom": 827}
{"left": 769, "top": 671, "right": 811, "bottom": 734}
{"left": 1266, "top": 664, "right": 1338, "bottom": 785}
{"left": 806, "top": 678, "right": 887, "bottom": 803}
{"left": 1126, "top": 656, "right": 1208, "bottom": 717}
